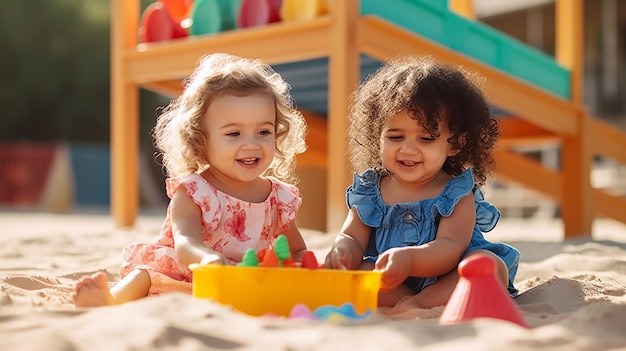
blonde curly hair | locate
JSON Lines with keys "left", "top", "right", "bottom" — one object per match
{"left": 152, "top": 53, "right": 307, "bottom": 184}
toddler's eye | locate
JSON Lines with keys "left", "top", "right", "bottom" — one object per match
{"left": 420, "top": 136, "right": 436, "bottom": 142}
{"left": 226, "top": 131, "right": 240, "bottom": 137}
{"left": 259, "top": 130, "right": 273, "bottom": 136}
{"left": 386, "top": 135, "right": 403, "bottom": 141}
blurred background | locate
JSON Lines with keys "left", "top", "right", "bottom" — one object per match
{"left": 1, "top": 0, "right": 625, "bottom": 230}
{"left": 0, "top": 0, "right": 171, "bottom": 214}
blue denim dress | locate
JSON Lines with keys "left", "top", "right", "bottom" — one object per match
{"left": 347, "top": 168, "right": 520, "bottom": 296}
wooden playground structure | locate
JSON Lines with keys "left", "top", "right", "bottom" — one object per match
{"left": 111, "top": 0, "right": 626, "bottom": 238}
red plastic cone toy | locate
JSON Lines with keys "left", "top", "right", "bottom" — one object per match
{"left": 300, "top": 250, "right": 320, "bottom": 269}
{"left": 439, "top": 253, "right": 527, "bottom": 327}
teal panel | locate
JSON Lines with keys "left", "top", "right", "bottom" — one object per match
{"left": 361, "top": 0, "right": 454, "bottom": 46}
{"left": 502, "top": 40, "right": 571, "bottom": 98}
{"left": 405, "top": 0, "right": 449, "bottom": 12}
{"left": 361, "top": 0, "right": 571, "bottom": 98}
{"left": 450, "top": 15, "right": 504, "bottom": 68}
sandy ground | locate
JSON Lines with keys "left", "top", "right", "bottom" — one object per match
{"left": 1, "top": 210, "right": 626, "bottom": 350}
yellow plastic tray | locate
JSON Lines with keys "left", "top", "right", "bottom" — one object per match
{"left": 191, "top": 265, "right": 381, "bottom": 316}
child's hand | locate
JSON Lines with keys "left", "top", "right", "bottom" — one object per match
{"left": 200, "top": 253, "right": 227, "bottom": 265}
{"left": 324, "top": 247, "right": 352, "bottom": 270}
{"left": 374, "top": 247, "right": 412, "bottom": 291}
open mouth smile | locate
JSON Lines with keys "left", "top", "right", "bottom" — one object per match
{"left": 239, "top": 158, "right": 260, "bottom": 166}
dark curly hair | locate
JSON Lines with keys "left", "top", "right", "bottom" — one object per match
{"left": 347, "top": 55, "right": 499, "bottom": 187}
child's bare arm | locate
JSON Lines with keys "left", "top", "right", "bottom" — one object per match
{"left": 325, "top": 207, "right": 371, "bottom": 269}
{"left": 281, "top": 222, "right": 308, "bottom": 262}
{"left": 170, "top": 187, "right": 226, "bottom": 266}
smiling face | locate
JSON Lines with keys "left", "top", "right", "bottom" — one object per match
{"left": 202, "top": 91, "right": 276, "bottom": 185}
{"left": 380, "top": 109, "right": 457, "bottom": 185}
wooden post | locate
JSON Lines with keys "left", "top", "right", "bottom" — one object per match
{"left": 555, "top": 0, "right": 592, "bottom": 238}
{"left": 327, "top": 1, "right": 360, "bottom": 233}
{"left": 111, "top": 0, "right": 140, "bottom": 227}
{"left": 555, "top": 0, "right": 584, "bottom": 104}
{"left": 449, "top": 0, "right": 476, "bottom": 19}
{"left": 561, "top": 107, "right": 593, "bottom": 238}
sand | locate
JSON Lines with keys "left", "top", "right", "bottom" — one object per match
{"left": 1, "top": 210, "right": 626, "bottom": 350}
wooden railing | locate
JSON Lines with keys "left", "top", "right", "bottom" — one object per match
{"left": 111, "top": 0, "right": 626, "bottom": 238}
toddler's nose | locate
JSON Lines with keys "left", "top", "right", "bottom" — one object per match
{"left": 400, "top": 139, "right": 419, "bottom": 154}
{"left": 242, "top": 135, "right": 261, "bottom": 150}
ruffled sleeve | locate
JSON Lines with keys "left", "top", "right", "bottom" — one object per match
{"left": 473, "top": 187, "right": 500, "bottom": 232}
{"left": 271, "top": 179, "right": 302, "bottom": 233}
{"left": 165, "top": 174, "right": 222, "bottom": 231}
{"left": 433, "top": 168, "right": 475, "bottom": 217}
{"left": 346, "top": 170, "right": 385, "bottom": 227}
{"left": 433, "top": 168, "right": 500, "bottom": 232}
{"left": 166, "top": 174, "right": 209, "bottom": 200}
{"left": 165, "top": 175, "right": 190, "bottom": 199}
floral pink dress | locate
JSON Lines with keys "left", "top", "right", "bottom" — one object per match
{"left": 119, "top": 173, "right": 301, "bottom": 296}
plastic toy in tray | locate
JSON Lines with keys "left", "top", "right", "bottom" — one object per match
{"left": 191, "top": 235, "right": 381, "bottom": 317}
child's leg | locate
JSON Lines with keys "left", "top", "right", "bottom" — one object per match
{"left": 386, "top": 250, "right": 509, "bottom": 313}
{"left": 389, "top": 268, "right": 460, "bottom": 311}
{"left": 73, "top": 269, "right": 151, "bottom": 307}
{"left": 378, "top": 285, "right": 416, "bottom": 307}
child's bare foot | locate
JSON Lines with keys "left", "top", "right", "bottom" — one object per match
{"left": 73, "top": 272, "right": 115, "bottom": 307}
